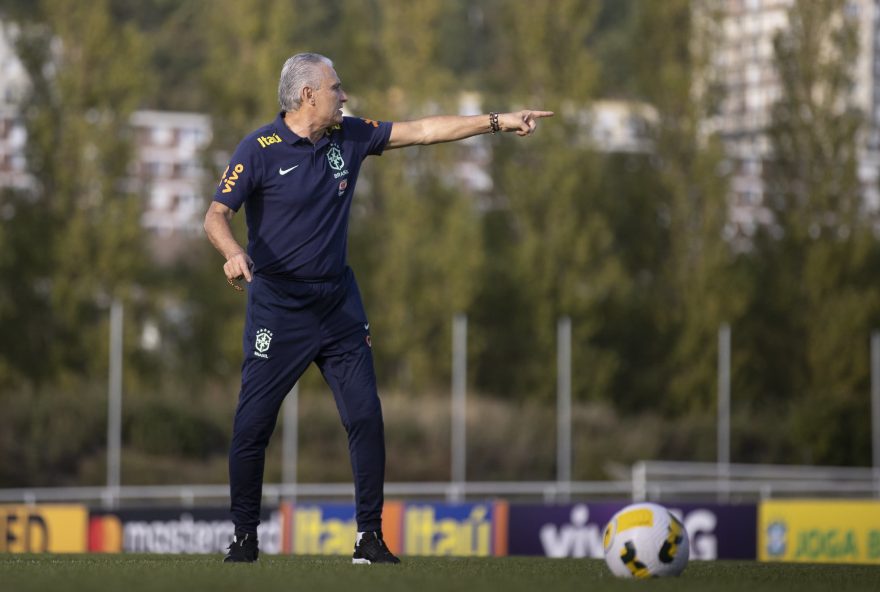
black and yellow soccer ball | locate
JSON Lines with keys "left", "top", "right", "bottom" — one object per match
{"left": 602, "top": 502, "right": 690, "bottom": 578}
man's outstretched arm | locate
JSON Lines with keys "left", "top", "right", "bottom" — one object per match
{"left": 386, "top": 110, "right": 554, "bottom": 150}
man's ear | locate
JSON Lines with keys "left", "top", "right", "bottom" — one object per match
{"left": 302, "top": 86, "right": 314, "bottom": 106}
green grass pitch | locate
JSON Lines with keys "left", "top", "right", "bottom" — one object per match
{"left": 1, "top": 555, "right": 878, "bottom": 592}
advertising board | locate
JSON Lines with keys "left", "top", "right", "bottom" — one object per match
{"left": 507, "top": 502, "right": 757, "bottom": 560}
{"left": 402, "top": 501, "right": 507, "bottom": 557}
{"left": 759, "top": 499, "right": 880, "bottom": 564}
{"left": 88, "top": 507, "right": 284, "bottom": 554}
{"left": 0, "top": 504, "right": 89, "bottom": 553}
{"left": 288, "top": 501, "right": 503, "bottom": 557}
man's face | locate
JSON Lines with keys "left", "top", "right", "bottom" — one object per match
{"left": 313, "top": 64, "right": 347, "bottom": 126}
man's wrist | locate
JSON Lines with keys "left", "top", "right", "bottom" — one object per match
{"left": 489, "top": 112, "right": 500, "bottom": 134}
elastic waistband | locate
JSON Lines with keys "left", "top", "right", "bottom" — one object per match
{"left": 257, "top": 267, "right": 349, "bottom": 284}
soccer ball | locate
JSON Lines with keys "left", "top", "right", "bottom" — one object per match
{"left": 602, "top": 502, "right": 689, "bottom": 578}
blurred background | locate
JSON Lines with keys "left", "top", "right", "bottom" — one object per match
{"left": 0, "top": 0, "right": 878, "bottom": 494}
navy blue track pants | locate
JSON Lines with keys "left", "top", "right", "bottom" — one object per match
{"left": 229, "top": 267, "right": 384, "bottom": 535}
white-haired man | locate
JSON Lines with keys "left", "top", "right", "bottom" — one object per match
{"left": 205, "top": 52, "right": 553, "bottom": 564}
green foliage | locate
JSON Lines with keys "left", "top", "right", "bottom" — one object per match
{"left": 2, "top": 0, "right": 879, "bottom": 487}
{"left": 756, "top": 0, "right": 880, "bottom": 464}
{"left": 200, "top": 0, "right": 319, "bottom": 146}
{"left": 351, "top": 155, "right": 484, "bottom": 391}
{"left": 4, "top": 0, "right": 151, "bottom": 386}
{"left": 126, "top": 399, "right": 228, "bottom": 459}
{"left": 467, "top": 1, "right": 625, "bottom": 403}
{"left": 0, "top": 380, "right": 108, "bottom": 486}
{"left": 487, "top": 0, "right": 599, "bottom": 102}
{"left": 0, "top": 188, "right": 55, "bottom": 386}
{"left": 345, "top": 1, "right": 486, "bottom": 391}
{"left": 609, "top": 0, "right": 744, "bottom": 415}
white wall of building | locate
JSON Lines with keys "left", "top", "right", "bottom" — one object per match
{"left": 0, "top": 22, "right": 32, "bottom": 191}
{"left": 706, "top": 0, "right": 880, "bottom": 237}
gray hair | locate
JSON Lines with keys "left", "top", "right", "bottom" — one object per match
{"left": 278, "top": 53, "right": 334, "bottom": 111}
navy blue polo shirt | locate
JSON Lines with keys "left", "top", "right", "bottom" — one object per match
{"left": 214, "top": 112, "right": 392, "bottom": 279}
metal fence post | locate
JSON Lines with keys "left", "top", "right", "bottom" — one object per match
{"left": 106, "top": 298, "right": 123, "bottom": 509}
{"left": 451, "top": 314, "right": 468, "bottom": 501}
{"left": 871, "top": 331, "right": 880, "bottom": 497}
{"left": 282, "top": 382, "right": 299, "bottom": 499}
{"left": 718, "top": 323, "right": 731, "bottom": 503}
{"left": 557, "top": 316, "right": 572, "bottom": 501}
{"left": 632, "top": 461, "right": 647, "bottom": 502}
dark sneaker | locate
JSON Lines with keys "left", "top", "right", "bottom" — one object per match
{"left": 224, "top": 532, "right": 259, "bottom": 563}
{"left": 352, "top": 531, "right": 401, "bottom": 564}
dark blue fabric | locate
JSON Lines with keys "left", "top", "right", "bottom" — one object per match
{"left": 213, "top": 113, "right": 392, "bottom": 279}
{"left": 228, "top": 268, "right": 383, "bottom": 533}
{"left": 218, "top": 113, "right": 391, "bottom": 535}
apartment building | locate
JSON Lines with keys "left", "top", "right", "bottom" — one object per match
{"left": 0, "top": 23, "right": 29, "bottom": 192}
{"left": 1, "top": 22, "right": 213, "bottom": 239}
{"left": 704, "top": 0, "right": 880, "bottom": 236}
{"left": 129, "top": 110, "right": 212, "bottom": 237}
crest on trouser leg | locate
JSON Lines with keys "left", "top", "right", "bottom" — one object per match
{"left": 254, "top": 328, "right": 273, "bottom": 358}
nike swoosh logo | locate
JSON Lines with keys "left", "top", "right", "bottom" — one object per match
{"left": 364, "top": 323, "right": 370, "bottom": 331}
{"left": 279, "top": 164, "right": 299, "bottom": 175}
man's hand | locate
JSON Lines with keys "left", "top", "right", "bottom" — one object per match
{"left": 499, "top": 110, "right": 555, "bottom": 136}
{"left": 224, "top": 251, "right": 254, "bottom": 291}
{"left": 204, "top": 201, "right": 253, "bottom": 292}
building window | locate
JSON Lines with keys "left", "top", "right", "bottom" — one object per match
{"left": 151, "top": 126, "right": 173, "bottom": 146}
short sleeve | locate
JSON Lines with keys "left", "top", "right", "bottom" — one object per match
{"left": 344, "top": 117, "right": 393, "bottom": 157}
{"left": 213, "top": 138, "right": 263, "bottom": 211}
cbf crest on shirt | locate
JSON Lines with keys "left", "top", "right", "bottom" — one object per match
{"left": 214, "top": 113, "right": 392, "bottom": 280}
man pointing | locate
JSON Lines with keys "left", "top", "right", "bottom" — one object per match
{"left": 204, "top": 52, "right": 552, "bottom": 564}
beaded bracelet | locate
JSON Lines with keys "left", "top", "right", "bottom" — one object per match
{"left": 489, "top": 112, "right": 500, "bottom": 134}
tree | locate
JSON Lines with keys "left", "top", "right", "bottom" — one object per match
{"left": 757, "top": 0, "right": 880, "bottom": 464}
{"left": 617, "top": 0, "right": 746, "bottom": 418}
{"left": 463, "top": 0, "right": 630, "bottom": 402}
{"left": 108, "top": 0, "right": 208, "bottom": 111}
{"left": 345, "top": 0, "right": 485, "bottom": 391}
{"left": 0, "top": 0, "right": 155, "bottom": 485}
{"left": 5, "top": 0, "right": 151, "bottom": 384}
